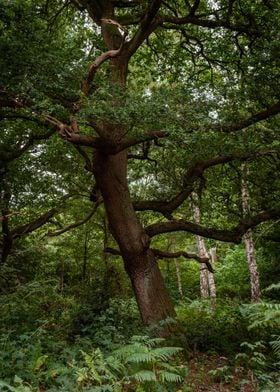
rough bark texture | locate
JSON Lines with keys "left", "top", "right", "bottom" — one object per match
{"left": 93, "top": 150, "right": 175, "bottom": 324}
{"left": 241, "top": 165, "right": 261, "bottom": 302}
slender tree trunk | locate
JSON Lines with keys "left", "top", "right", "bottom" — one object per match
{"left": 82, "top": 230, "right": 88, "bottom": 281}
{"left": 174, "top": 259, "right": 183, "bottom": 299}
{"left": 170, "top": 238, "right": 183, "bottom": 298}
{"left": 241, "top": 165, "right": 261, "bottom": 302}
{"left": 208, "top": 247, "right": 217, "bottom": 304}
{"left": 1, "top": 182, "right": 12, "bottom": 264}
{"left": 93, "top": 150, "right": 175, "bottom": 325}
{"left": 192, "top": 197, "right": 210, "bottom": 298}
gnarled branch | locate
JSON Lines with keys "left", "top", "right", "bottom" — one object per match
{"left": 134, "top": 149, "right": 279, "bottom": 216}
{"left": 152, "top": 248, "right": 213, "bottom": 272}
{"left": 145, "top": 210, "right": 280, "bottom": 243}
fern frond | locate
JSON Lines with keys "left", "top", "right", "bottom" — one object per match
{"left": 126, "top": 352, "right": 154, "bottom": 364}
{"left": 158, "top": 370, "right": 183, "bottom": 383}
{"left": 152, "top": 347, "right": 182, "bottom": 361}
{"left": 130, "top": 370, "right": 157, "bottom": 382}
{"left": 263, "top": 282, "right": 280, "bottom": 292}
{"left": 270, "top": 335, "right": 280, "bottom": 357}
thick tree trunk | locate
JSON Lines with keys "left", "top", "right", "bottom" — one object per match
{"left": 241, "top": 164, "right": 261, "bottom": 302}
{"left": 89, "top": 9, "right": 175, "bottom": 325}
{"left": 93, "top": 150, "right": 175, "bottom": 324}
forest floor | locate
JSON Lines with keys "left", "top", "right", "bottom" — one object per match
{"left": 184, "top": 353, "right": 258, "bottom": 392}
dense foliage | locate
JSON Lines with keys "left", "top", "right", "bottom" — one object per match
{"left": 1, "top": 0, "right": 280, "bottom": 390}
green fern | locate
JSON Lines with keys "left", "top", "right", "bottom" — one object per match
{"left": 270, "top": 335, "right": 280, "bottom": 358}
{"left": 130, "top": 370, "right": 157, "bottom": 382}
{"left": 71, "top": 335, "right": 183, "bottom": 391}
{"left": 243, "top": 302, "right": 280, "bottom": 330}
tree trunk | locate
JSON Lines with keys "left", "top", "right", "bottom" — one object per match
{"left": 93, "top": 150, "right": 175, "bottom": 325}
{"left": 88, "top": 10, "right": 175, "bottom": 325}
{"left": 209, "top": 247, "right": 217, "bottom": 304}
{"left": 82, "top": 230, "right": 88, "bottom": 281}
{"left": 241, "top": 164, "right": 261, "bottom": 302}
{"left": 170, "top": 238, "right": 183, "bottom": 298}
{"left": 174, "top": 259, "right": 183, "bottom": 299}
{"left": 1, "top": 182, "right": 12, "bottom": 264}
{"left": 192, "top": 197, "right": 210, "bottom": 298}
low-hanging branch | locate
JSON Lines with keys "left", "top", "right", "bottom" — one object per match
{"left": 10, "top": 208, "right": 58, "bottom": 240}
{"left": 145, "top": 209, "right": 280, "bottom": 243}
{"left": 47, "top": 200, "right": 102, "bottom": 237}
{"left": 104, "top": 246, "right": 213, "bottom": 272}
{"left": 152, "top": 248, "right": 214, "bottom": 273}
{"left": 134, "top": 149, "right": 279, "bottom": 216}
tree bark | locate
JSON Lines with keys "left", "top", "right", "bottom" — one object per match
{"left": 170, "top": 238, "right": 183, "bottom": 298}
{"left": 93, "top": 150, "right": 175, "bottom": 325}
{"left": 192, "top": 197, "right": 210, "bottom": 298}
{"left": 209, "top": 247, "right": 217, "bottom": 304}
{"left": 241, "top": 165, "right": 261, "bottom": 302}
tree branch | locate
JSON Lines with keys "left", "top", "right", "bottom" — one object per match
{"left": 152, "top": 247, "right": 213, "bottom": 272}
{"left": 216, "top": 101, "right": 280, "bottom": 132}
{"left": 145, "top": 210, "right": 280, "bottom": 243}
{"left": 47, "top": 200, "right": 102, "bottom": 237}
{"left": 134, "top": 149, "right": 279, "bottom": 216}
{"left": 10, "top": 208, "right": 58, "bottom": 240}
{"left": 127, "top": 0, "right": 163, "bottom": 57}
{"left": 159, "top": 15, "right": 260, "bottom": 36}
{"left": 104, "top": 246, "right": 213, "bottom": 272}
{"left": 81, "top": 19, "right": 128, "bottom": 95}
{"left": 188, "top": 0, "right": 201, "bottom": 17}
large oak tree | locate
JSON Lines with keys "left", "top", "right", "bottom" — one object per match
{"left": 1, "top": 0, "right": 280, "bottom": 325}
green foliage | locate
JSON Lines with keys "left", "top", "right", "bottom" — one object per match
{"left": 236, "top": 290, "right": 280, "bottom": 389}
{"left": 177, "top": 299, "right": 249, "bottom": 354}
{"left": 71, "top": 335, "right": 183, "bottom": 391}
{"left": 208, "top": 366, "right": 234, "bottom": 384}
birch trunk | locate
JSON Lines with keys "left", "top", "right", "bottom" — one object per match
{"left": 192, "top": 198, "right": 210, "bottom": 298}
{"left": 208, "top": 247, "right": 217, "bottom": 303}
{"left": 170, "top": 238, "right": 183, "bottom": 298}
{"left": 241, "top": 164, "right": 261, "bottom": 302}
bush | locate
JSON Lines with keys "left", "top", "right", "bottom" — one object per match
{"left": 176, "top": 299, "right": 250, "bottom": 354}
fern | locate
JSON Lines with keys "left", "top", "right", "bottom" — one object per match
{"left": 71, "top": 335, "right": 183, "bottom": 391}
{"left": 242, "top": 302, "right": 280, "bottom": 330}
{"left": 270, "top": 335, "right": 280, "bottom": 358}
{"left": 158, "top": 370, "right": 182, "bottom": 383}
{"left": 130, "top": 370, "right": 157, "bottom": 382}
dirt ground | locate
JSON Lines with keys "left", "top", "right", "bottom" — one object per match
{"left": 182, "top": 353, "right": 258, "bottom": 392}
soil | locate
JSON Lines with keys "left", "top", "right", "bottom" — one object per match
{"left": 181, "top": 353, "right": 258, "bottom": 392}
